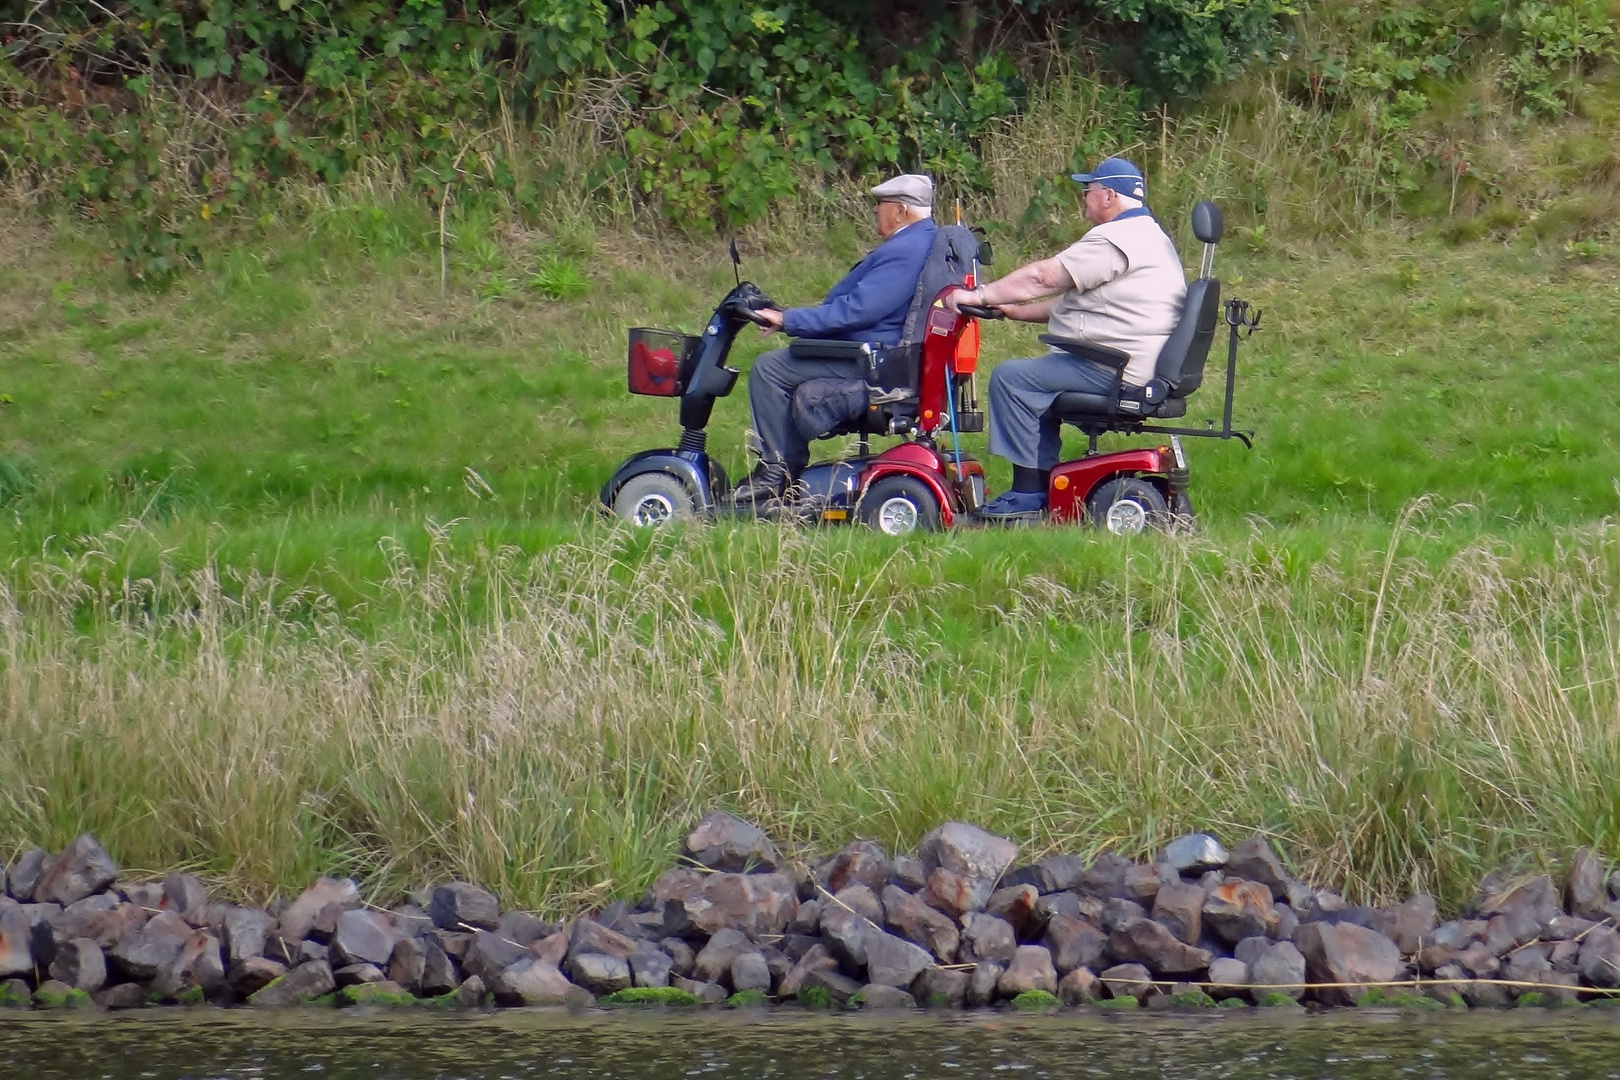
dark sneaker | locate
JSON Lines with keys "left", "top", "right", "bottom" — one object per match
{"left": 975, "top": 489, "right": 1047, "bottom": 523}
{"left": 729, "top": 467, "right": 788, "bottom": 511}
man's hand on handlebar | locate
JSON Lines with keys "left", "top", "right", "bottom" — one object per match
{"left": 753, "top": 307, "right": 785, "bottom": 333}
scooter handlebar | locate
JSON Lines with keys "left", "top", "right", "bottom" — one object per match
{"left": 958, "top": 303, "right": 1005, "bottom": 320}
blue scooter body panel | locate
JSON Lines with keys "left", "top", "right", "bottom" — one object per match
{"left": 600, "top": 449, "right": 728, "bottom": 515}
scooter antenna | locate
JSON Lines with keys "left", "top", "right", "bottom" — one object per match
{"left": 954, "top": 198, "right": 963, "bottom": 227}
{"left": 728, "top": 237, "right": 741, "bottom": 287}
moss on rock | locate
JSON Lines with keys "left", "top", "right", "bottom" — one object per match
{"left": 1257, "top": 992, "right": 1305, "bottom": 1009}
{"left": 1095, "top": 995, "right": 1139, "bottom": 1009}
{"left": 1169, "top": 989, "right": 1218, "bottom": 1009}
{"left": 601, "top": 987, "right": 703, "bottom": 1007}
{"left": 1357, "top": 987, "right": 1443, "bottom": 1010}
{"left": 798, "top": 986, "right": 836, "bottom": 1010}
{"left": 339, "top": 984, "right": 417, "bottom": 1007}
{"left": 1010, "top": 990, "right": 1061, "bottom": 1011}
{"left": 725, "top": 989, "right": 770, "bottom": 1008}
{"left": 33, "top": 987, "right": 94, "bottom": 1010}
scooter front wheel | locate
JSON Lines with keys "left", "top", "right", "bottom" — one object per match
{"left": 1085, "top": 476, "right": 1170, "bottom": 535}
{"left": 857, "top": 475, "right": 941, "bottom": 535}
{"left": 612, "top": 472, "right": 696, "bottom": 527}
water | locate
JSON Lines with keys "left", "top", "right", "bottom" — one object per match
{"left": 2, "top": 1010, "right": 1618, "bottom": 1080}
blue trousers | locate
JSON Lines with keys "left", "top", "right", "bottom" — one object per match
{"left": 988, "top": 352, "right": 1119, "bottom": 469}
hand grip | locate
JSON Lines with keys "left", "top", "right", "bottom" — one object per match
{"left": 958, "top": 303, "right": 1005, "bottom": 320}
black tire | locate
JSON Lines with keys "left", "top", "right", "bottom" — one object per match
{"left": 1168, "top": 489, "right": 1197, "bottom": 534}
{"left": 856, "top": 475, "right": 941, "bottom": 535}
{"left": 612, "top": 472, "right": 696, "bottom": 527}
{"left": 1085, "top": 476, "right": 1171, "bottom": 535}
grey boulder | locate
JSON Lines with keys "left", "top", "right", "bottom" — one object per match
{"left": 430, "top": 883, "right": 500, "bottom": 931}
{"left": 34, "top": 835, "right": 120, "bottom": 907}
{"left": 684, "top": 809, "right": 782, "bottom": 872}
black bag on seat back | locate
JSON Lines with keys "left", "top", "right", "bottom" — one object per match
{"left": 791, "top": 378, "right": 869, "bottom": 441}
{"left": 899, "top": 223, "right": 978, "bottom": 346}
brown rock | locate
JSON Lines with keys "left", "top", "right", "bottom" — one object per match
{"left": 160, "top": 874, "right": 210, "bottom": 925}
{"left": 387, "top": 936, "right": 426, "bottom": 991}
{"left": 959, "top": 913, "right": 1016, "bottom": 966}
{"left": 693, "top": 927, "right": 755, "bottom": 983}
{"left": 965, "top": 961, "right": 1003, "bottom": 1007}
{"left": 670, "top": 974, "right": 728, "bottom": 1004}
{"left": 568, "top": 918, "right": 636, "bottom": 961}
{"left": 881, "top": 885, "right": 958, "bottom": 962}
{"left": 331, "top": 909, "right": 401, "bottom": 968}
{"left": 6, "top": 849, "right": 46, "bottom": 902}
{"left": 821, "top": 841, "right": 889, "bottom": 894}
{"left": 1227, "top": 836, "right": 1291, "bottom": 899}
{"left": 33, "top": 835, "right": 120, "bottom": 908}
{"left": 0, "top": 902, "right": 33, "bottom": 978}
{"left": 1150, "top": 882, "right": 1204, "bottom": 944}
{"left": 1246, "top": 940, "right": 1305, "bottom": 1001}
{"left": 1202, "top": 880, "right": 1278, "bottom": 944}
{"left": 154, "top": 929, "right": 226, "bottom": 999}
{"left": 420, "top": 938, "right": 459, "bottom": 995}
{"left": 1566, "top": 848, "right": 1607, "bottom": 919}
{"left": 1578, "top": 925, "right": 1620, "bottom": 988}
{"left": 1295, "top": 921, "right": 1403, "bottom": 1005}
{"left": 1076, "top": 853, "right": 1132, "bottom": 899}
{"left": 779, "top": 943, "right": 839, "bottom": 997}
{"left": 222, "top": 907, "right": 275, "bottom": 962}
{"left": 922, "top": 867, "right": 979, "bottom": 919}
{"left": 1042, "top": 914, "right": 1108, "bottom": 975}
{"left": 803, "top": 967, "right": 862, "bottom": 1005}
{"left": 47, "top": 898, "right": 146, "bottom": 955}
{"left": 109, "top": 910, "right": 192, "bottom": 981}
{"left": 997, "top": 944, "right": 1058, "bottom": 997}
{"left": 530, "top": 931, "right": 569, "bottom": 966}
{"left": 461, "top": 930, "right": 527, "bottom": 984}
{"left": 1057, "top": 965, "right": 1100, "bottom": 1004}
{"left": 1108, "top": 917, "right": 1213, "bottom": 975}
{"left": 280, "top": 878, "right": 360, "bottom": 942}
{"left": 249, "top": 959, "right": 335, "bottom": 1006}
{"left": 429, "top": 882, "right": 500, "bottom": 931}
{"left": 229, "top": 955, "right": 288, "bottom": 997}
{"left": 568, "top": 951, "right": 631, "bottom": 994}
{"left": 1122, "top": 864, "right": 1162, "bottom": 905}
{"left": 831, "top": 884, "right": 883, "bottom": 925}
{"left": 93, "top": 983, "right": 146, "bottom": 1010}
{"left": 662, "top": 872, "right": 798, "bottom": 938}
{"left": 1004, "top": 854, "right": 1085, "bottom": 894}
{"left": 863, "top": 928, "right": 932, "bottom": 988}
{"left": 644, "top": 867, "right": 705, "bottom": 909}
{"left": 48, "top": 937, "right": 106, "bottom": 992}
{"left": 912, "top": 965, "right": 969, "bottom": 1006}
{"left": 684, "top": 809, "right": 781, "bottom": 872}
{"left": 1373, "top": 893, "right": 1436, "bottom": 954}
{"left": 916, "top": 822, "right": 1018, "bottom": 914}
{"left": 628, "top": 945, "right": 673, "bottom": 988}
{"left": 492, "top": 957, "right": 575, "bottom": 1004}
{"left": 986, "top": 884, "right": 1043, "bottom": 940}
{"left": 1477, "top": 874, "right": 1557, "bottom": 954}
{"left": 819, "top": 904, "right": 867, "bottom": 973}
{"left": 1206, "top": 956, "right": 1247, "bottom": 998}
{"left": 1099, "top": 962, "right": 1156, "bottom": 1001}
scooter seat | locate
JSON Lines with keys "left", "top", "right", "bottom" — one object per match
{"left": 789, "top": 339, "right": 876, "bottom": 363}
{"left": 1051, "top": 393, "right": 1188, "bottom": 419}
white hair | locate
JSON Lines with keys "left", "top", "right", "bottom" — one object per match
{"left": 1107, "top": 190, "right": 1143, "bottom": 211}
{"left": 900, "top": 202, "right": 933, "bottom": 223}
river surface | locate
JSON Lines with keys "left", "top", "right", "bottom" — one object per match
{"left": 2, "top": 1009, "right": 1618, "bottom": 1080}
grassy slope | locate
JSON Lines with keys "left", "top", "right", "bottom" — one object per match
{"left": 2, "top": 205, "right": 1619, "bottom": 909}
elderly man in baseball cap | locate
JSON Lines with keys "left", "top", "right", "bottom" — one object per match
{"left": 731, "top": 173, "right": 938, "bottom": 508}
{"left": 942, "top": 157, "right": 1186, "bottom": 521}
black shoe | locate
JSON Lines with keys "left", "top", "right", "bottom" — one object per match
{"left": 729, "top": 466, "right": 788, "bottom": 510}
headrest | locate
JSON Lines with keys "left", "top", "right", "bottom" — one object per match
{"left": 1191, "top": 201, "right": 1223, "bottom": 245}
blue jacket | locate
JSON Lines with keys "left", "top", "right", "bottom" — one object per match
{"left": 782, "top": 219, "right": 936, "bottom": 346}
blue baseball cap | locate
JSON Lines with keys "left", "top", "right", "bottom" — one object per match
{"left": 1071, "top": 157, "right": 1146, "bottom": 200}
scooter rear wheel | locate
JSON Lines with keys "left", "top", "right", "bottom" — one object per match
{"left": 857, "top": 475, "right": 941, "bottom": 535}
{"left": 1085, "top": 476, "right": 1170, "bottom": 535}
{"left": 613, "top": 472, "right": 696, "bottom": 527}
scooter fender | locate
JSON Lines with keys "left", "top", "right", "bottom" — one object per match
{"left": 600, "top": 449, "right": 726, "bottom": 514}
{"left": 860, "top": 443, "right": 957, "bottom": 528}
{"left": 1048, "top": 447, "right": 1167, "bottom": 524}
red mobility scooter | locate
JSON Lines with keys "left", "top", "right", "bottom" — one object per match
{"left": 960, "top": 198, "right": 1258, "bottom": 533}
{"left": 602, "top": 233, "right": 992, "bottom": 533}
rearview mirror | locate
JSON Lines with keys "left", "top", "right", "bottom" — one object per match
{"left": 977, "top": 240, "right": 994, "bottom": 266}
{"left": 728, "top": 237, "right": 741, "bottom": 285}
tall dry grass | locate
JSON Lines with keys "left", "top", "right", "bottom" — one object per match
{"left": 3, "top": 512, "right": 1617, "bottom": 914}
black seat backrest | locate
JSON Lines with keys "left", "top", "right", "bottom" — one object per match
{"left": 898, "top": 223, "right": 978, "bottom": 347}
{"left": 1155, "top": 276, "right": 1221, "bottom": 397}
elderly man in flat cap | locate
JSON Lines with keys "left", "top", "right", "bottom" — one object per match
{"left": 943, "top": 157, "right": 1186, "bottom": 521}
{"left": 731, "top": 173, "right": 938, "bottom": 507}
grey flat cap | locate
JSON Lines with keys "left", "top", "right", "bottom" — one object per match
{"left": 870, "top": 173, "right": 933, "bottom": 207}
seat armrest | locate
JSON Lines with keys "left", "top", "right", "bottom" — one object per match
{"left": 788, "top": 339, "right": 876, "bottom": 363}
{"left": 1038, "top": 334, "right": 1130, "bottom": 369}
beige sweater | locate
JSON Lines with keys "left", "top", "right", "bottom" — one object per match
{"left": 1047, "top": 213, "right": 1187, "bottom": 387}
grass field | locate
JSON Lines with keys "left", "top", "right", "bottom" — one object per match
{"left": 3, "top": 201, "right": 1619, "bottom": 913}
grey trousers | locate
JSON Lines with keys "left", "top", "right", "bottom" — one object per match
{"left": 748, "top": 346, "right": 865, "bottom": 473}
{"left": 988, "top": 352, "right": 1120, "bottom": 469}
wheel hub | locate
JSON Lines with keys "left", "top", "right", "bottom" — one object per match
{"left": 1104, "top": 498, "right": 1148, "bottom": 535}
{"left": 632, "top": 493, "right": 676, "bottom": 527}
{"left": 876, "top": 496, "right": 919, "bottom": 535}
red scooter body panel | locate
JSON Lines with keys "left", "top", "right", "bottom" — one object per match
{"left": 1047, "top": 448, "right": 1168, "bottom": 524}
{"left": 863, "top": 442, "right": 957, "bottom": 527}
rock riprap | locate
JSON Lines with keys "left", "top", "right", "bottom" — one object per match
{"left": 2, "top": 821, "right": 1618, "bottom": 1012}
